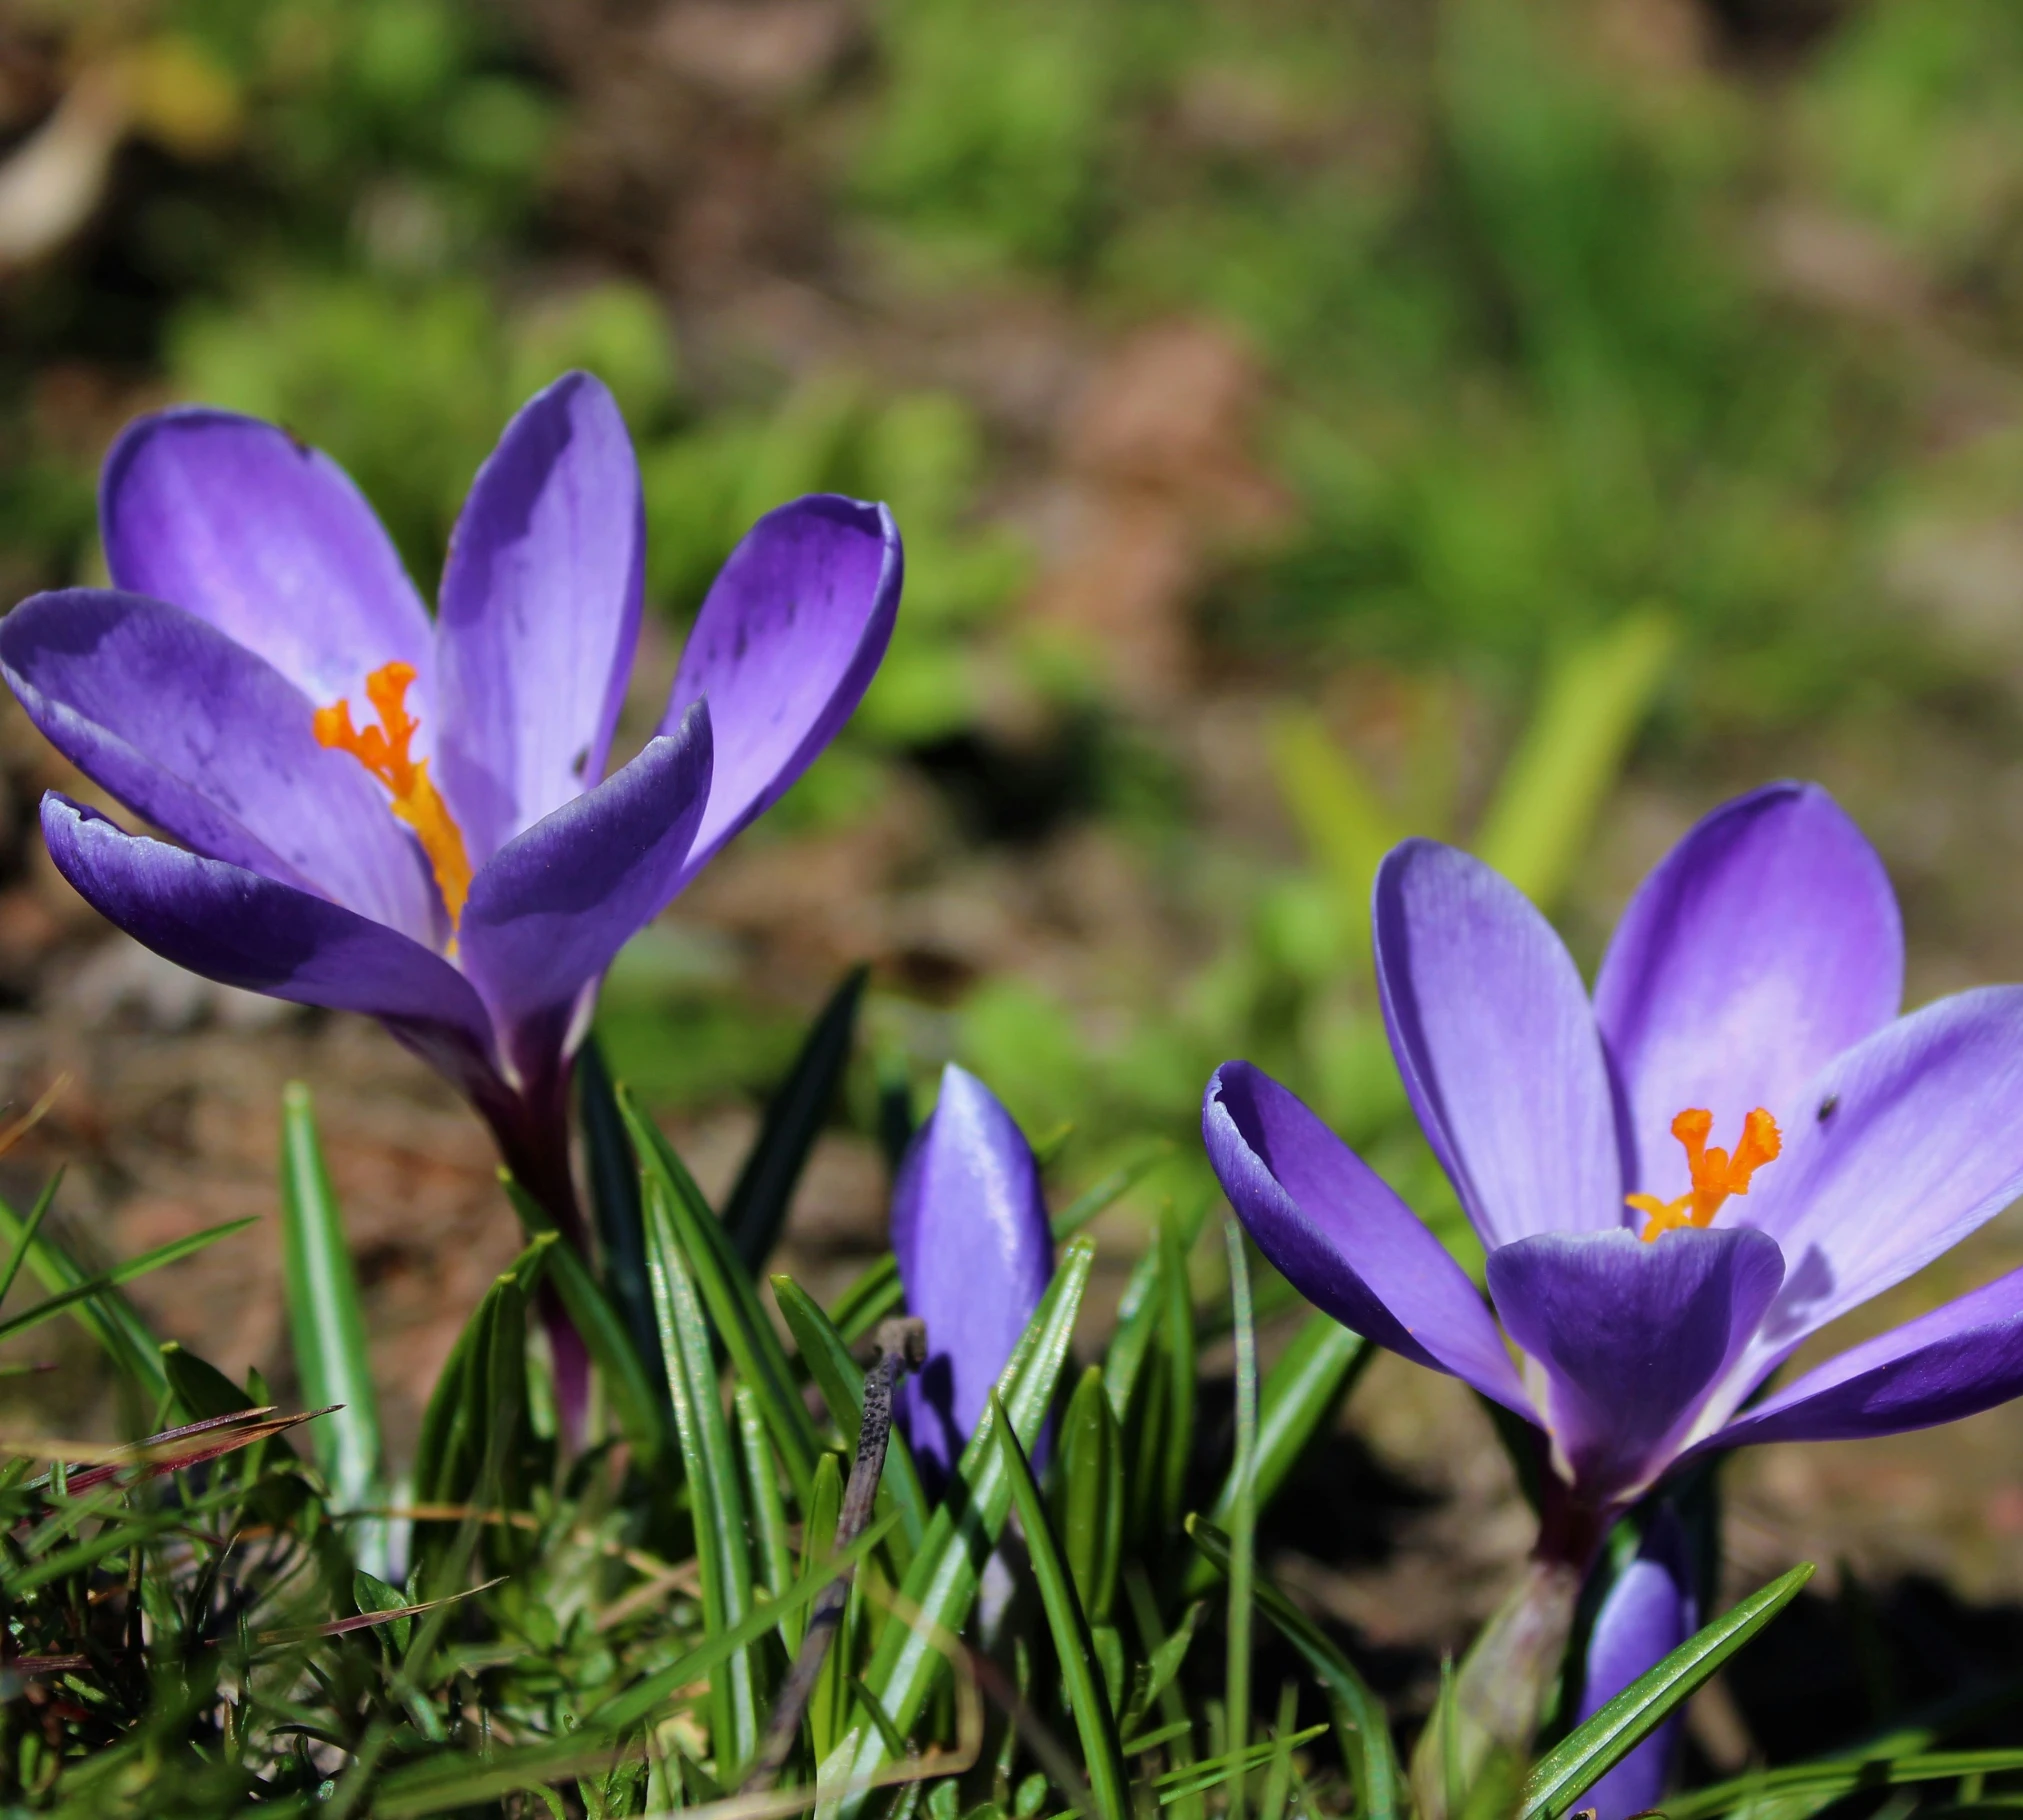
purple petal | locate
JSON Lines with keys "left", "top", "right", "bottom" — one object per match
{"left": 101, "top": 407, "right": 433, "bottom": 721}
{"left": 663, "top": 495, "right": 901, "bottom": 881}
{"left": 1373, "top": 840, "right": 1620, "bottom": 1249}
{"left": 1705, "top": 1260, "right": 2023, "bottom": 1451}
{"left": 1, "top": 590, "right": 438, "bottom": 942}
{"left": 42, "top": 794, "right": 497, "bottom": 1088}
{"left": 1573, "top": 1512, "right": 1697, "bottom": 1820}
{"left": 459, "top": 702, "right": 712, "bottom": 1085}
{"left": 435, "top": 373, "right": 645, "bottom": 864}
{"left": 892, "top": 1065, "right": 1053, "bottom": 1491}
{"left": 1486, "top": 1227, "right": 1783, "bottom": 1502}
{"left": 1594, "top": 783, "right": 1903, "bottom": 1204}
{"left": 1721, "top": 986, "right": 2023, "bottom": 1399}
{"left": 1204, "top": 1062, "right": 1530, "bottom": 1414}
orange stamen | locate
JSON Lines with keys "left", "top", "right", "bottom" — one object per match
{"left": 1626, "top": 1106, "right": 1782, "bottom": 1243}
{"left": 314, "top": 661, "right": 472, "bottom": 928}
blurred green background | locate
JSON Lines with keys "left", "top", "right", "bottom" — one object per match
{"left": 5, "top": 0, "right": 2023, "bottom": 1311}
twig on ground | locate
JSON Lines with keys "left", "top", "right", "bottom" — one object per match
{"left": 743, "top": 1316, "right": 927, "bottom": 1794}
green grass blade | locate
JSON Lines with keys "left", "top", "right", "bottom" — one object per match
{"left": 160, "top": 1341, "right": 257, "bottom": 1422}
{"left": 737, "top": 1384, "right": 798, "bottom": 1652}
{"left": 1267, "top": 708, "right": 1404, "bottom": 953}
{"left": 0, "top": 1215, "right": 256, "bottom": 1351}
{"left": 577, "top": 1034, "right": 667, "bottom": 1403}
{"left": 644, "top": 1173, "right": 762, "bottom": 1773}
{"left": 412, "top": 1238, "right": 552, "bottom": 1511}
{"left": 1051, "top": 1365, "right": 1123, "bottom": 1626}
{"left": 804, "top": 1450, "right": 848, "bottom": 1760}
{"left": 1188, "top": 1517, "right": 1401, "bottom": 1820}
{"left": 592, "top": 1508, "right": 896, "bottom": 1731}
{"left": 842, "top": 1236, "right": 1097, "bottom": 1810}
{"left": 830, "top": 1254, "right": 903, "bottom": 1345}
{"left": 0, "top": 1187, "right": 204, "bottom": 1397}
{"left": 278, "top": 1082, "right": 380, "bottom": 1510}
{"left": 722, "top": 964, "right": 867, "bottom": 1274}
{"left": 1517, "top": 1562, "right": 1815, "bottom": 1820}
{"left": 1188, "top": 1316, "right": 1367, "bottom": 1594}
{"left": 1050, "top": 1146, "right": 1171, "bottom": 1242}
{"left": 1103, "top": 1246, "right": 1164, "bottom": 1421}
{"left": 991, "top": 1388, "right": 1130, "bottom": 1820}
{"left": 1259, "top": 1684, "right": 1300, "bottom": 1820}
{"left": 772, "top": 1272, "right": 927, "bottom": 1556}
{"left": 0, "top": 1172, "right": 58, "bottom": 1310}
{"left": 1664, "top": 1747, "right": 2023, "bottom": 1820}
{"left": 1223, "top": 1215, "right": 1258, "bottom": 1820}
{"left": 499, "top": 1170, "right": 666, "bottom": 1464}
{"left": 1156, "top": 1729, "right": 1330, "bottom": 1805}
{"left": 1225, "top": 1314, "right": 1365, "bottom": 1522}
{"left": 0, "top": 1214, "right": 258, "bottom": 1350}
{"left": 1471, "top": 610, "right": 1676, "bottom": 910}
{"left": 1156, "top": 1207, "right": 1196, "bottom": 1533}
{"left": 622, "top": 1085, "right": 822, "bottom": 1507}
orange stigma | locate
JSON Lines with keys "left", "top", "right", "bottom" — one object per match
{"left": 314, "top": 661, "right": 471, "bottom": 928}
{"left": 1626, "top": 1106, "right": 1782, "bottom": 1242}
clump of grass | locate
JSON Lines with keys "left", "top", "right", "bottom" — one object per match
{"left": 0, "top": 1000, "right": 1979, "bottom": 1818}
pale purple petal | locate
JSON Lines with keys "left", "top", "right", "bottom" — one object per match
{"left": 1373, "top": 840, "right": 1620, "bottom": 1249}
{"left": 42, "top": 794, "right": 496, "bottom": 1077}
{"left": 1704, "top": 1261, "right": 2023, "bottom": 1451}
{"left": 892, "top": 1064, "right": 1053, "bottom": 1492}
{"left": 1205, "top": 1062, "right": 1530, "bottom": 1415}
{"left": 663, "top": 495, "right": 901, "bottom": 881}
{"left": 1573, "top": 1512, "right": 1697, "bottom": 1820}
{"left": 100, "top": 408, "right": 433, "bottom": 721}
{"left": 459, "top": 703, "right": 711, "bottom": 1085}
{"left": 1720, "top": 986, "right": 2023, "bottom": 1399}
{"left": 1595, "top": 783, "right": 1903, "bottom": 1204}
{"left": 435, "top": 372, "right": 645, "bottom": 864}
{"left": 1, "top": 591, "right": 438, "bottom": 942}
{"left": 1487, "top": 1227, "right": 1783, "bottom": 1502}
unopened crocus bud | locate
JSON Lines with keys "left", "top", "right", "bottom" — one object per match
{"left": 891, "top": 1064, "right": 1053, "bottom": 1495}
{"left": 1572, "top": 1512, "right": 1698, "bottom": 1820}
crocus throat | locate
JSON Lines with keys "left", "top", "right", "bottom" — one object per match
{"left": 314, "top": 661, "right": 472, "bottom": 930}
{"left": 1625, "top": 1106, "right": 1781, "bottom": 1242}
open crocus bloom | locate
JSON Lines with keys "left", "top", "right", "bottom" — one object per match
{"left": 1, "top": 372, "right": 901, "bottom": 1245}
{"left": 1206, "top": 782, "right": 2023, "bottom": 1560}
{"left": 891, "top": 1064, "right": 1054, "bottom": 1496}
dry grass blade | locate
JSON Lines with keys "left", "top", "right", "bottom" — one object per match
{"left": 260, "top": 1576, "right": 507, "bottom": 1643}
{"left": 0, "top": 1074, "right": 70, "bottom": 1162}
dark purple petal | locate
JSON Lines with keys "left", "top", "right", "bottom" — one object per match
{"left": 1703, "top": 1261, "right": 2023, "bottom": 1451}
{"left": 1486, "top": 1227, "right": 1783, "bottom": 1502}
{"left": 1373, "top": 840, "right": 1620, "bottom": 1249}
{"left": 1204, "top": 1062, "right": 1530, "bottom": 1414}
{"left": 1573, "top": 1512, "right": 1697, "bottom": 1820}
{"left": 2, "top": 591, "right": 438, "bottom": 942}
{"left": 892, "top": 1065, "right": 1053, "bottom": 1492}
{"left": 435, "top": 373, "right": 645, "bottom": 864}
{"left": 41, "top": 795, "right": 497, "bottom": 1084}
{"left": 1594, "top": 783, "right": 1903, "bottom": 1203}
{"left": 459, "top": 702, "right": 711, "bottom": 1085}
{"left": 663, "top": 495, "right": 901, "bottom": 881}
{"left": 1722, "top": 986, "right": 2023, "bottom": 1398}
{"left": 100, "top": 407, "right": 433, "bottom": 721}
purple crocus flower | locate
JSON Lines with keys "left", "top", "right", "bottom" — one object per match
{"left": 1205, "top": 782, "right": 2023, "bottom": 1566}
{"left": 1571, "top": 1513, "right": 1696, "bottom": 1820}
{"left": 891, "top": 1064, "right": 1054, "bottom": 1494}
{"left": 1, "top": 372, "right": 901, "bottom": 1257}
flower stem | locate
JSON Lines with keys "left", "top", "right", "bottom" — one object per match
{"left": 1407, "top": 1555, "right": 1584, "bottom": 1820}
